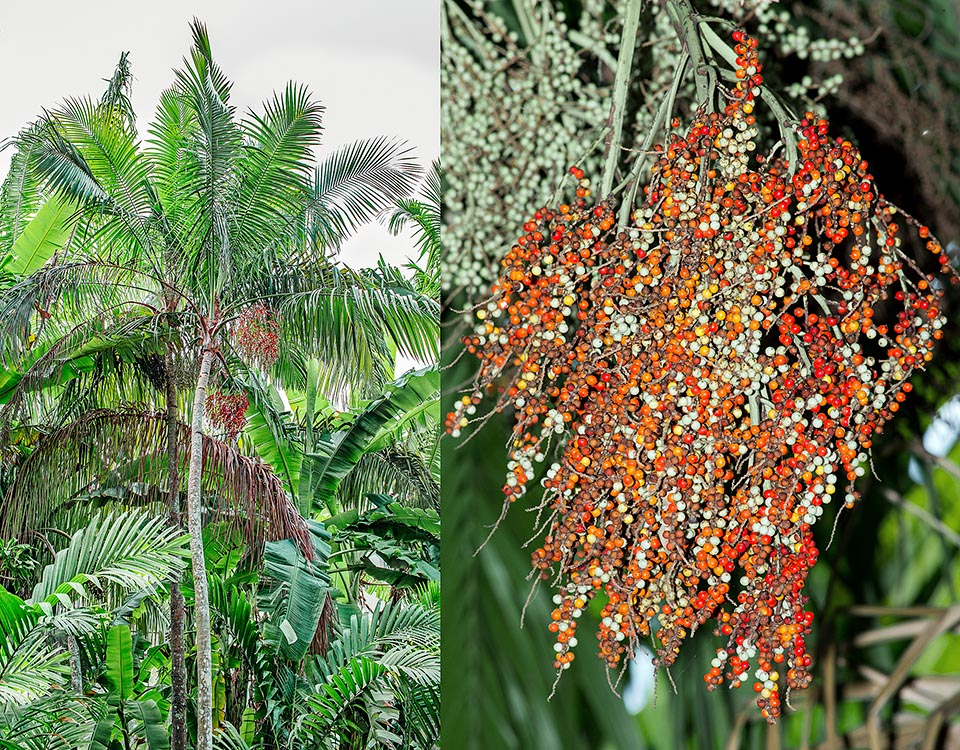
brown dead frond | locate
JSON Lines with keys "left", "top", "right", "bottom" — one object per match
{"left": 1, "top": 406, "right": 310, "bottom": 559}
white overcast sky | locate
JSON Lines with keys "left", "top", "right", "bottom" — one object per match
{"left": 0, "top": 0, "right": 439, "bottom": 269}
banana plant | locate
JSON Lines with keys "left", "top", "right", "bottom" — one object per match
{"left": 240, "top": 364, "right": 439, "bottom": 516}
{"left": 90, "top": 625, "right": 169, "bottom": 750}
{"left": 302, "top": 365, "right": 439, "bottom": 515}
{"left": 327, "top": 494, "right": 439, "bottom": 592}
{"left": 261, "top": 521, "right": 333, "bottom": 662}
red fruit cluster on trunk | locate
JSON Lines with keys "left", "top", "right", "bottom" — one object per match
{"left": 447, "top": 29, "right": 957, "bottom": 721}
{"left": 205, "top": 391, "right": 249, "bottom": 439}
{"left": 233, "top": 303, "right": 280, "bottom": 369}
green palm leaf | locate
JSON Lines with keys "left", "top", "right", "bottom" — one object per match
{"left": 267, "top": 262, "right": 437, "bottom": 396}
{"left": 317, "top": 601, "right": 439, "bottom": 673}
{"left": 308, "top": 136, "right": 423, "bottom": 249}
{"left": 338, "top": 447, "right": 439, "bottom": 511}
{"left": 297, "top": 601, "right": 439, "bottom": 747}
{"left": 0, "top": 693, "right": 102, "bottom": 749}
{"left": 31, "top": 96, "right": 154, "bottom": 263}
{"left": 0, "top": 589, "right": 70, "bottom": 707}
{"left": 28, "top": 509, "right": 188, "bottom": 611}
{"left": 379, "top": 646, "right": 440, "bottom": 685}
{"left": 403, "top": 683, "right": 440, "bottom": 750}
{"left": 300, "top": 656, "right": 388, "bottom": 740}
{"left": 233, "top": 81, "right": 323, "bottom": 264}
{"left": 387, "top": 160, "right": 441, "bottom": 298}
{"left": 0, "top": 123, "right": 46, "bottom": 272}
{"left": 170, "top": 19, "right": 242, "bottom": 298}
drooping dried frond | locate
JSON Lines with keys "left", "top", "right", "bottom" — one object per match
{"left": 338, "top": 447, "right": 440, "bottom": 512}
{"left": 1, "top": 407, "right": 310, "bottom": 559}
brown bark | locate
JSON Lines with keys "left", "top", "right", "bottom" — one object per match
{"left": 166, "top": 350, "right": 188, "bottom": 750}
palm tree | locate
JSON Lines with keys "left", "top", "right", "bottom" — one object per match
{"left": 387, "top": 160, "right": 442, "bottom": 301}
{"left": 0, "top": 20, "right": 437, "bottom": 750}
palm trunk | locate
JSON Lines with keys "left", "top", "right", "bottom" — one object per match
{"left": 166, "top": 352, "right": 188, "bottom": 750}
{"left": 67, "top": 635, "right": 82, "bottom": 692}
{"left": 187, "top": 349, "right": 215, "bottom": 750}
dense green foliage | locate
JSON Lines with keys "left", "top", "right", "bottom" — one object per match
{"left": 0, "top": 21, "right": 440, "bottom": 750}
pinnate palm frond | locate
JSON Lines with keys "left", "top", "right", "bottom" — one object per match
{"left": 308, "top": 136, "right": 423, "bottom": 250}
{"left": 314, "top": 601, "right": 439, "bottom": 678}
{"left": 239, "top": 262, "right": 387, "bottom": 397}
{"left": 146, "top": 85, "right": 202, "bottom": 261}
{"left": 0, "top": 589, "right": 70, "bottom": 707}
{"left": 171, "top": 19, "right": 243, "bottom": 296}
{"left": 0, "top": 124, "right": 46, "bottom": 264}
{"left": 28, "top": 509, "right": 188, "bottom": 611}
{"left": 44, "top": 96, "right": 151, "bottom": 221}
{"left": 0, "top": 259, "right": 168, "bottom": 367}
{"left": 21, "top": 121, "right": 109, "bottom": 211}
{"left": 29, "top": 96, "right": 154, "bottom": 264}
{"left": 0, "top": 311, "right": 169, "bottom": 434}
{"left": 233, "top": 81, "right": 324, "bottom": 264}
{"left": 297, "top": 602, "right": 440, "bottom": 747}
{"left": 379, "top": 646, "right": 440, "bottom": 686}
{"left": 0, "top": 692, "right": 102, "bottom": 748}
{"left": 387, "top": 160, "right": 441, "bottom": 297}
{"left": 278, "top": 265, "right": 439, "bottom": 395}
{"left": 402, "top": 683, "right": 440, "bottom": 750}
{"left": 299, "top": 656, "right": 387, "bottom": 744}
{"left": 210, "top": 722, "right": 253, "bottom": 750}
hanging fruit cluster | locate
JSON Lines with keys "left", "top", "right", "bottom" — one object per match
{"left": 447, "top": 28, "right": 956, "bottom": 721}
{"left": 233, "top": 303, "right": 280, "bottom": 369}
{"left": 205, "top": 391, "right": 249, "bottom": 439}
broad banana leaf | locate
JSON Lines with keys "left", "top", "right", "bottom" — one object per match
{"left": 7, "top": 194, "right": 77, "bottom": 276}
{"left": 302, "top": 366, "right": 439, "bottom": 515}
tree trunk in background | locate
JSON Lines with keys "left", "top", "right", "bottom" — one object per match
{"left": 187, "top": 349, "right": 215, "bottom": 750}
{"left": 67, "top": 635, "right": 82, "bottom": 693}
{"left": 166, "top": 351, "right": 188, "bottom": 750}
